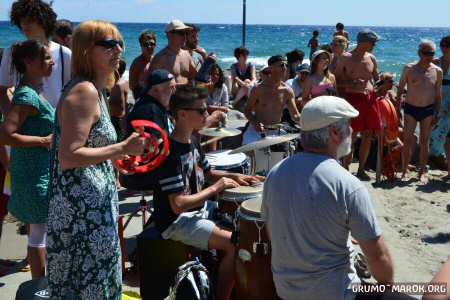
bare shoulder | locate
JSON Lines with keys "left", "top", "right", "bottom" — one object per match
{"left": 368, "top": 53, "right": 377, "bottom": 62}
{"left": 63, "top": 81, "right": 99, "bottom": 110}
{"left": 329, "top": 73, "right": 336, "bottom": 81}
{"left": 430, "top": 63, "right": 442, "bottom": 72}
{"left": 118, "top": 79, "right": 129, "bottom": 90}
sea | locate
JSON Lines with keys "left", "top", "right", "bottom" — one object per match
{"left": 1, "top": 21, "right": 449, "bottom": 81}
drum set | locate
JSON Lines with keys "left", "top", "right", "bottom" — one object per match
{"left": 198, "top": 111, "right": 301, "bottom": 300}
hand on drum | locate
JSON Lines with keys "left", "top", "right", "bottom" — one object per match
{"left": 213, "top": 177, "right": 240, "bottom": 192}
{"left": 229, "top": 173, "right": 265, "bottom": 186}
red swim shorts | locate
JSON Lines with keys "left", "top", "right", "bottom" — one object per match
{"left": 345, "top": 91, "right": 382, "bottom": 132}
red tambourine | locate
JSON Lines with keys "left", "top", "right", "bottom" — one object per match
{"left": 116, "top": 120, "right": 170, "bottom": 173}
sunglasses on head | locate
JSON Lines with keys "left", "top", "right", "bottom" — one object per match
{"left": 421, "top": 50, "right": 435, "bottom": 57}
{"left": 142, "top": 41, "right": 156, "bottom": 47}
{"left": 95, "top": 39, "right": 123, "bottom": 49}
{"left": 180, "top": 107, "right": 208, "bottom": 114}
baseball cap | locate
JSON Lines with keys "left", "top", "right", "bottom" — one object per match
{"left": 142, "top": 69, "right": 174, "bottom": 95}
{"left": 295, "top": 63, "right": 310, "bottom": 73}
{"left": 165, "top": 19, "right": 192, "bottom": 32}
{"left": 300, "top": 96, "right": 359, "bottom": 131}
{"left": 311, "top": 50, "right": 331, "bottom": 62}
{"left": 357, "top": 29, "right": 381, "bottom": 43}
{"left": 268, "top": 54, "right": 287, "bottom": 66}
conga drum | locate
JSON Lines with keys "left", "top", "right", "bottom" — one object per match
{"left": 234, "top": 197, "right": 276, "bottom": 300}
{"left": 219, "top": 184, "right": 263, "bottom": 221}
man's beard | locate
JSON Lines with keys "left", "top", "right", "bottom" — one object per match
{"left": 336, "top": 132, "right": 352, "bottom": 159}
{"left": 186, "top": 41, "right": 196, "bottom": 50}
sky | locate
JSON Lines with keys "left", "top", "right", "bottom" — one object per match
{"left": 0, "top": 0, "right": 450, "bottom": 27}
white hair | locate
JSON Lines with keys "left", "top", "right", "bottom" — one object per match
{"left": 300, "top": 119, "right": 350, "bottom": 150}
{"left": 419, "top": 39, "right": 436, "bottom": 51}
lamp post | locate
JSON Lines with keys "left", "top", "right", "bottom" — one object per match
{"left": 242, "top": 0, "right": 246, "bottom": 47}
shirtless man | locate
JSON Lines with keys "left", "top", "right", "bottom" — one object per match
{"left": 129, "top": 30, "right": 156, "bottom": 99}
{"left": 335, "top": 29, "right": 382, "bottom": 180}
{"left": 150, "top": 19, "right": 215, "bottom": 84}
{"left": 183, "top": 23, "right": 207, "bottom": 70}
{"left": 243, "top": 55, "right": 300, "bottom": 144}
{"left": 396, "top": 39, "right": 442, "bottom": 183}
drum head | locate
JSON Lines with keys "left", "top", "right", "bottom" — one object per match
{"left": 221, "top": 183, "right": 263, "bottom": 201}
{"left": 206, "top": 149, "right": 247, "bottom": 168}
{"left": 240, "top": 197, "right": 263, "bottom": 219}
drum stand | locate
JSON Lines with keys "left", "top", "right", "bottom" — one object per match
{"left": 122, "top": 191, "right": 149, "bottom": 230}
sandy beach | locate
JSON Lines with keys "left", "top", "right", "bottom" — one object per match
{"left": 0, "top": 163, "right": 448, "bottom": 299}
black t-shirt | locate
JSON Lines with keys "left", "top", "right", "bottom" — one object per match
{"left": 153, "top": 136, "right": 211, "bottom": 233}
{"left": 126, "top": 94, "right": 172, "bottom": 138}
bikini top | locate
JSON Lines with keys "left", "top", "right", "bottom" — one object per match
{"left": 311, "top": 82, "right": 335, "bottom": 97}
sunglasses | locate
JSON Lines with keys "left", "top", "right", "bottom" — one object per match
{"left": 331, "top": 41, "right": 345, "bottom": 46}
{"left": 95, "top": 39, "right": 123, "bottom": 49}
{"left": 279, "top": 63, "right": 288, "bottom": 68}
{"left": 172, "top": 30, "right": 187, "bottom": 36}
{"left": 421, "top": 50, "right": 435, "bottom": 57}
{"left": 142, "top": 41, "right": 156, "bottom": 47}
{"left": 180, "top": 107, "right": 208, "bottom": 114}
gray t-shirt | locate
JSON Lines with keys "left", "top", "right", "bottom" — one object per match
{"left": 285, "top": 78, "right": 303, "bottom": 98}
{"left": 262, "top": 152, "right": 381, "bottom": 300}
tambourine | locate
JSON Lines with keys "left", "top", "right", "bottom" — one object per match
{"left": 116, "top": 120, "right": 170, "bottom": 173}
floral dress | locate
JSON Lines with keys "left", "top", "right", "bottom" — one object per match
{"left": 429, "top": 58, "right": 450, "bottom": 157}
{"left": 46, "top": 80, "right": 121, "bottom": 300}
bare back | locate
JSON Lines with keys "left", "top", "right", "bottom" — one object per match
{"left": 150, "top": 47, "right": 195, "bottom": 83}
{"left": 403, "top": 62, "right": 442, "bottom": 107}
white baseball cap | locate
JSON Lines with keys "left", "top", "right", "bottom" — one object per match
{"left": 165, "top": 19, "right": 192, "bottom": 32}
{"left": 300, "top": 96, "right": 359, "bottom": 131}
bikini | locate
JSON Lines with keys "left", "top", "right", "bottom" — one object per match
{"left": 311, "top": 82, "right": 335, "bottom": 97}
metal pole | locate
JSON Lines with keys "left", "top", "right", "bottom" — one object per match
{"left": 243, "top": 0, "right": 246, "bottom": 47}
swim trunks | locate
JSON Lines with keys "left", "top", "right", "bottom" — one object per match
{"left": 345, "top": 91, "right": 381, "bottom": 131}
{"left": 404, "top": 102, "right": 434, "bottom": 122}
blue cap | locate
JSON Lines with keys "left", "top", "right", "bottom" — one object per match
{"left": 295, "top": 63, "right": 310, "bottom": 73}
{"left": 142, "top": 69, "right": 174, "bottom": 95}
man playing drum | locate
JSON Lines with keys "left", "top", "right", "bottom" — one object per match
{"left": 262, "top": 96, "right": 415, "bottom": 300}
{"left": 152, "top": 84, "right": 262, "bottom": 300}
{"left": 243, "top": 54, "right": 300, "bottom": 144}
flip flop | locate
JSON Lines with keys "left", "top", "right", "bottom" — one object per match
{"left": 19, "top": 264, "right": 31, "bottom": 272}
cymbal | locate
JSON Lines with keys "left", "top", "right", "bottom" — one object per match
{"left": 230, "top": 133, "right": 300, "bottom": 154}
{"left": 199, "top": 127, "right": 241, "bottom": 137}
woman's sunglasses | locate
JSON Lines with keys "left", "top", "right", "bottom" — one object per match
{"left": 95, "top": 39, "right": 124, "bottom": 49}
{"left": 142, "top": 41, "right": 156, "bottom": 48}
{"left": 421, "top": 50, "right": 435, "bottom": 57}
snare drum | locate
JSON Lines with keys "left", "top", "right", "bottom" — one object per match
{"left": 219, "top": 184, "right": 263, "bottom": 220}
{"left": 206, "top": 149, "right": 249, "bottom": 174}
{"left": 234, "top": 197, "right": 276, "bottom": 300}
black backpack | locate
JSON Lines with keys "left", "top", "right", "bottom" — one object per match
{"left": 166, "top": 260, "right": 215, "bottom": 300}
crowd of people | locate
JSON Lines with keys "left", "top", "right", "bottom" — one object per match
{"left": 0, "top": 1, "right": 448, "bottom": 300}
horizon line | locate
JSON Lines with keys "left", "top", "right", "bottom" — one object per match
{"left": 0, "top": 20, "right": 449, "bottom": 29}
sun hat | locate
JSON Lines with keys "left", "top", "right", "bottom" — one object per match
{"left": 311, "top": 50, "right": 331, "bottom": 62}
{"left": 165, "top": 19, "right": 192, "bottom": 32}
{"left": 300, "top": 96, "right": 359, "bottom": 131}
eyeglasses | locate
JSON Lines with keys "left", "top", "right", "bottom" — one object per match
{"left": 279, "top": 63, "right": 288, "bottom": 68}
{"left": 95, "top": 39, "right": 123, "bottom": 49}
{"left": 180, "top": 107, "right": 208, "bottom": 114}
{"left": 142, "top": 41, "right": 156, "bottom": 47}
{"left": 421, "top": 50, "right": 435, "bottom": 57}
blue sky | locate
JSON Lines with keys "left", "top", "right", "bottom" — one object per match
{"left": 1, "top": 0, "right": 449, "bottom": 27}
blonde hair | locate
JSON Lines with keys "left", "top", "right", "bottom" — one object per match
{"left": 380, "top": 72, "right": 394, "bottom": 82}
{"left": 71, "top": 20, "right": 123, "bottom": 88}
{"left": 333, "top": 35, "right": 348, "bottom": 46}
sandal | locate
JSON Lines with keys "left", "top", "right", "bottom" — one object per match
{"left": 355, "top": 253, "right": 371, "bottom": 279}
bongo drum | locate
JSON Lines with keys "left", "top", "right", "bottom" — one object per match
{"left": 219, "top": 184, "right": 263, "bottom": 221}
{"left": 234, "top": 197, "right": 276, "bottom": 300}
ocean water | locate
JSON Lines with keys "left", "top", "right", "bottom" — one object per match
{"left": 1, "top": 21, "right": 448, "bottom": 80}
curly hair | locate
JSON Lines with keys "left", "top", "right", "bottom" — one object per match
{"left": 10, "top": 0, "right": 57, "bottom": 38}
{"left": 11, "top": 39, "right": 48, "bottom": 74}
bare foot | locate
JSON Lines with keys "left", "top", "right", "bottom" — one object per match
{"left": 441, "top": 174, "right": 450, "bottom": 181}
{"left": 418, "top": 173, "right": 429, "bottom": 184}
{"left": 401, "top": 171, "right": 409, "bottom": 182}
{"left": 407, "top": 164, "right": 416, "bottom": 171}
{"left": 356, "top": 170, "right": 371, "bottom": 181}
